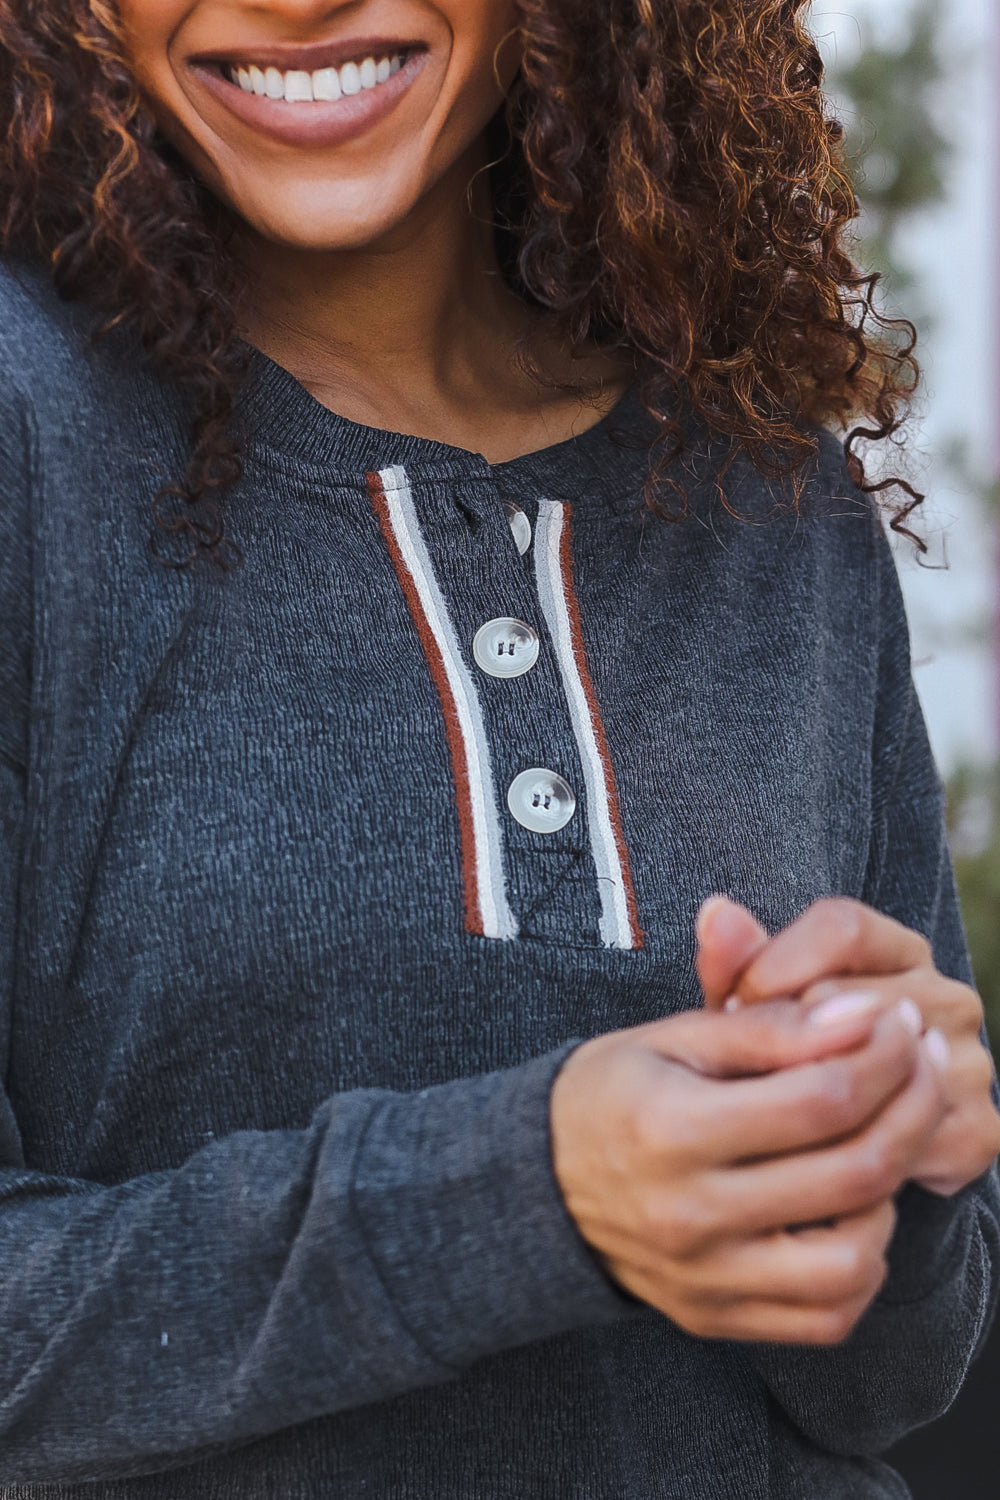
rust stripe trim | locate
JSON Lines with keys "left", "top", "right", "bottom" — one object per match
{"left": 367, "top": 467, "right": 516, "bottom": 941}
{"left": 535, "top": 500, "right": 644, "bottom": 950}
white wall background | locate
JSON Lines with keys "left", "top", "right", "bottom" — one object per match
{"left": 812, "top": 0, "right": 998, "bottom": 773}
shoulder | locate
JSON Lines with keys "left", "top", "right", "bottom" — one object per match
{"left": 0, "top": 258, "right": 126, "bottom": 536}
{"left": 0, "top": 262, "right": 198, "bottom": 771}
{"left": 800, "top": 422, "right": 880, "bottom": 528}
{"left": 0, "top": 263, "right": 62, "bottom": 545}
{"left": 667, "top": 413, "right": 910, "bottom": 681}
{"left": 0, "top": 258, "right": 153, "bottom": 479}
{"left": 0, "top": 256, "right": 187, "bottom": 451}
{"left": 0, "top": 263, "right": 61, "bottom": 767}
{"left": 664, "top": 406, "right": 882, "bottom": 571}
{"left": 0, "top": 258, "right": 105, "bottom": 400}
{"left": 611, "top": 385, "right": 878, "bottom": 536}
{"left": 718, "top": 419, "right": 874, "bottom": 529}
{"left": 0, "top": 256, "right": 193, "bottom": 701}
{"left": 0, "top": 257, "right": 191, "bottom": 557}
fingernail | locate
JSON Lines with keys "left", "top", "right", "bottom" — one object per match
{"left": 924, "top": 1028, "right": 951, "bottom": 1072}
{"left": 723, "top": 996, "right": 742, "bottom": 1014}
{"left": 809, "top": 991, "right": 880, "bottom": 1027}
{"left": 895, "top": 998, "right": 923, "bottom": 1037}
{"left": 695, "top": 895, "right": 731, "bottom": 942}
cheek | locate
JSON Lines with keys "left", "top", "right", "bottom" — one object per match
{"left": 115, "top": 0, "right": 182, "bottom": 117}
{"left": 116, "top": 0, "right": 182, "bottom": 62}
{"left": 435, "top": 3, "right": 521, "bottom": 148}
{"left": 466, "top": 0, "right": 521, "bottom": 86}
{"left": 115, "top": 2, "right": 223, "bottom": 182}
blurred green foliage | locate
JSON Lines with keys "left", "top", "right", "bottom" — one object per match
{"left": 832, "top": 0, "right": 950, "bottom": 295}
{"left": 949, "top": 770, "right": 1000, "bottom": 1058}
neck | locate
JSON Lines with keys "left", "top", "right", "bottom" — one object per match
{"left": 235, "top": 145, "right": 530, "bottom": 420}
{"left": 232, "top": 143, "right": 634, "bottom": 462}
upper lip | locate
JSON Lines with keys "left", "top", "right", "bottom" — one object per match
{"left": 189, "top": 36, "right": 423, "bottom": 74}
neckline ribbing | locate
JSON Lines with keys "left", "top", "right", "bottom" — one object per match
{"left": 238, "top": 343, "right": 650, "bottom": 482}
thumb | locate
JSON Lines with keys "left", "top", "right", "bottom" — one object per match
{"left": 640, "top": 996, "right": 883, "bottom": 1079}
{"left": 696, "top": 895, "right": 770, "bottom": 1009}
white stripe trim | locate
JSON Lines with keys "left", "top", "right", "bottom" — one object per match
{"left": 379, "top": 466, "right": 517, "bottom": 941}
{"left": 534, "top": 500, "right": 635, "bottom": 949}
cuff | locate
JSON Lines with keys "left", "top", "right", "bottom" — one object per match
{"left": 880, "top": 1171, "right": 995, "bottom": 1307}
{"left": 349, "top": 1044, "right": 636, "bottom": 1369}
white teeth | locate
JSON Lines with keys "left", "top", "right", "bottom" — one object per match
{"left": 228, "top": 53, "right": 407, "bottom": 102}
{"left": 312, "top": 66, "right": 341, "bottom": 102}
{"left": 284, "top": 69, "right": 313, "bottom": 102}
{"left": 339, "top": 61, "right": 362, "bottom": 95}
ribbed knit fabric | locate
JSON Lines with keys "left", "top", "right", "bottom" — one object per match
{"left": 0, "top": 257, "right": 997, "bottom": 1498}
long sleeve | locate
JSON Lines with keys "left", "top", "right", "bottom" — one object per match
{"left": 746, "top": 514, "right": 1000, "bottom": 1456}
{"left": 0, "top": 739, "right": 632, "bottom": 1483}
{"left": 0, "top": 987, "right": 626, "bottom": 1484}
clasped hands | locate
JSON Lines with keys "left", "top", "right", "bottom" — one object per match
{"left": 551, "top": 897, "right": 1000, "bottom": 1346}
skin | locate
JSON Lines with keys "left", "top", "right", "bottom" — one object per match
{"left": 117, "top": 0, "right": 634, "bottom": 460}
{"left": 698, "top": 895, "right": 1000, "bottom": 1198}
{"left": 551, "top": 998, "right": 942, "bottom": 1344}
{"left": 118, "top": 1, "right": 1000, "bottom": 1346}
{"left": 554, "top": 899, "right": 999, "bottom": 1344}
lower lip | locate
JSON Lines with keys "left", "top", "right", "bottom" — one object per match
{"left": 192, "top": 51, "right": 426, "bottom": 150}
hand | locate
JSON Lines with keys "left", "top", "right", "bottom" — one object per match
{"left": 696, "top": 895, "right": 1000, "bottom": 1197}
{"left": 550, "top": 998, "right": 945, "bottom": 1344}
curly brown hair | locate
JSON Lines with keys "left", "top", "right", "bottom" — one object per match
{"left": 0, "top": 0, "right": 921, "bottom": 567}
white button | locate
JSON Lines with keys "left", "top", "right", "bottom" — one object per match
{"left": 503, "top": 502, "right": 532, "bottom": 556}
{"left": 473, "top": 618, "right": 540, "bottom": 679}
{"left": 507, "top": 769, "right": 577, "bottom": 833}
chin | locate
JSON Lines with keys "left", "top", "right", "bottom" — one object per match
{"left": 229, "top": 179, "right": 424, "bottom": 253}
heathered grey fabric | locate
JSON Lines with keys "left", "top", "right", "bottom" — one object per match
{"left": 0, "top": 256, "right": 997, "bottom": 1498}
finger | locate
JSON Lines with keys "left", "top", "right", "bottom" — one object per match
{"left": 682, "top": 1201, "right": 896, "bottom": 1308}
{"left": 910, "top": 1044, "right": 1000, "bottom": 1194}
{"left": 695, "top": 896, "right": 770, "bottom": 1009}
{"left": 803, "top": 971, "right": 985, "bottom": 1044}
{"left": 675, "top": 1004, "right": 922, "bottom": 1164}
{"left": 794, "top": 979, "right": 998, "bottom": 1198}
{"left": 682, "top": 1291, "right": 879, "bottom": 1345}
{"left": 733, "top": 899, "right": 932, "bottom": 1004}
{"left": 803, "top": 975, "right": 916, "bottom": 1022}
{"left": 642, "top": 1286, "right": 880, "bottom": 1346}
{"left": 715, "top": 1043, "right": 946, "bottom": 1232}
{"left": 912, "top": 1106, "right": 1000, "bottom": 1196}
{"left": 636, "top": 995, "right": 886, "bottom": 1080}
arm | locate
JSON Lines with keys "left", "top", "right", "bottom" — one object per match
{"left": 731, "top": 520, "right": 1000, "bottom": 1454}
{"left": 741, "top": 901, "right": 1000, "bottom": 1454}
{"left": 0, "top": 762, "right": 628, "bottom": 1484}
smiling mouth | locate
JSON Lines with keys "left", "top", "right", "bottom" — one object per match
{"left": 213, "top": 49, "right": 416, "bottom": 105}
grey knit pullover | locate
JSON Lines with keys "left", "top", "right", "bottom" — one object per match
{"left": 0, "top": 258, "right": 997, "bottom": 1499}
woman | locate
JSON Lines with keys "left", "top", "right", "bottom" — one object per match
{"left": 0, "top": 0, "right": 997, "bottom": 1495}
